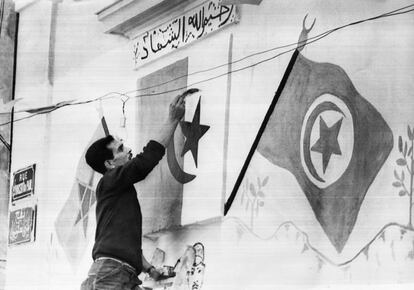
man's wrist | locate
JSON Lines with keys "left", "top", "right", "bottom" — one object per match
{"left": 167, "top": 117, "right": 180, "bottom": 124}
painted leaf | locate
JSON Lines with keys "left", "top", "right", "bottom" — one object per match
{"left": 399, "top": 190, "right": 406, "bottom": 196}
{"left": 394, "top": 170, "right": 400, "bottom": 180}
{"left": 398, "top": 136, "right": 403, "bottom": 152}
{"left": 408, "top": 125, "right": 413, "bottom": 140}
{"left": 257, "top": 177, "right": 261, "bottom": 187}
{"left": 249, "top": 184, "right": 256, "bottom": 196}
{"left": 392, "top": 181, "right": 402, "bottom": 187}
{"left": 257, "top": 190, "right": 265, "bottom": 198}
{"left": 259, "top": 201, "right": 264, "bottom": 207}
{"left": 262, "top": 176, "right": 269, "bottom": 186}
{"left": 408, "top": 146, "right": 413, "bottom": 157}
{"left": 401, "top": 170, "right": 405, "bottom": 181}
{"left": 363, "top": 247, "right": 369, "bottom": 260}
{"left": 396, "top": 158, "right": 407, "bottom": 166}
{"left": 380, "top": 232, "right": 386, "bottom": 241}
{"left": 404, "top": 142, "right": 407, "bottom": 157}
{"left": 408, "top": 250, "right": 414, "bottom": 260}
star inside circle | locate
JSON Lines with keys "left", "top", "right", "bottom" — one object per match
{"left": 180, "top": 98, "right": 210, "bottom": 168}
{"left": 310, "top": 116, "right": 343, "bottom": 174}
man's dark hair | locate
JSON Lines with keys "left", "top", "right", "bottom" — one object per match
{"left": 85, "top": 135, "right": 115, "bottom": 174}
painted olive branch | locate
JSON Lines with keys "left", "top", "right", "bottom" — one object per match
{"left": 240, "top": 176, "right": 269, "bottom": 229}
{"left": 394, "top": 125, "right": 414, "bottom": 228}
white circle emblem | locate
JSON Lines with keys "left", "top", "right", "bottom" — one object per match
{"left": 300, "top": 94, "right": 354, "bottom": 188}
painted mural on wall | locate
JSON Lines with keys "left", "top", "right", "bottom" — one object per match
{"left": 257, "top": 52, "right": 393, "bottom": 252}
{"left": 224, "top": 15, "right": 414, "bottom": 287}
{"left": 132, "top": 0, "right": 238, "bottom": 67}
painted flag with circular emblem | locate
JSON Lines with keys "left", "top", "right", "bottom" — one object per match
{"left": 257, "top": 52, "right": 393, "bottom": 252}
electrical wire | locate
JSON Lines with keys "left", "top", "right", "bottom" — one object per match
{"left": 121, "top": 3, "right": 414, "bottom": 95}
{"left": 0, "top": 4, "right": 412, "bottom": 127}
{"left": 103, "top": 5, "right": 414, "bottom": 100}
{"left": 5, "top": 4, "right": 414, "bottom": 112}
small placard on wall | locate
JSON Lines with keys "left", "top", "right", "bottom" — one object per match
{"left": 8, "top": 205, "right": 37, "bottom": 246}
{"left": 11, "top": 164, "right": 36, "bottom": 203}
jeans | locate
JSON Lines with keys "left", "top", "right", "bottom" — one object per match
{"left": 80, "top": 258, "right": 142, "bottom": 290}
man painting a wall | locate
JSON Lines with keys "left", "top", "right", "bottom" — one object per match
{"left": 2, "top": 0, "right": 414, "bottom": 289}
{"left": 81, "top": 89, "right": 197, "bottom": 289}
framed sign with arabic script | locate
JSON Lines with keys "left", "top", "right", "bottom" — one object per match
{"left": 11, "top": 164, "right": 36, "bottom": 203}
{"left": 132, "top": 0, "right": 239, "bottom": 68}
{"left": 8, "top": 205, "right": 37, "bottom": 246}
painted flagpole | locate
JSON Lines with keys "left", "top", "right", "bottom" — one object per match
{"left": 224, "top": 16, "right": 315, "bottom": 215}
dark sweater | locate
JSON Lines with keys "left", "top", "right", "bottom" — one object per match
{"left": 92, "top": 140, "right": 165, "bottom": 272}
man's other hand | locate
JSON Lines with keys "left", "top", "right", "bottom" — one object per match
{"left": 148, "top": 267, "right": 162, "bottom": 281}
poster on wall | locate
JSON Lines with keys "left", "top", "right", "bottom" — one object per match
{"left": 11, "top": 164, "right": 36, "bottom": 203}
{"left": 8, "top": 205, "right": 37, "bottom": 246}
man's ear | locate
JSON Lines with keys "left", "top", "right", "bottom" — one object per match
{"left": 104, "top": 160, "right": 114, "bottom": 170}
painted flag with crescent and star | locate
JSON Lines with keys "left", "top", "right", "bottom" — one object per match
{"left": 258, "top": 52, "right": 393, "bottom": 252}
{"left": 136, "top": 57, "right": 212, "bottom": 232}
{"left": 135, "top": 58, "right": 189, "bottom": 234}
{"left": 226, "top": 48, "right": 393, "bottom": 255}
